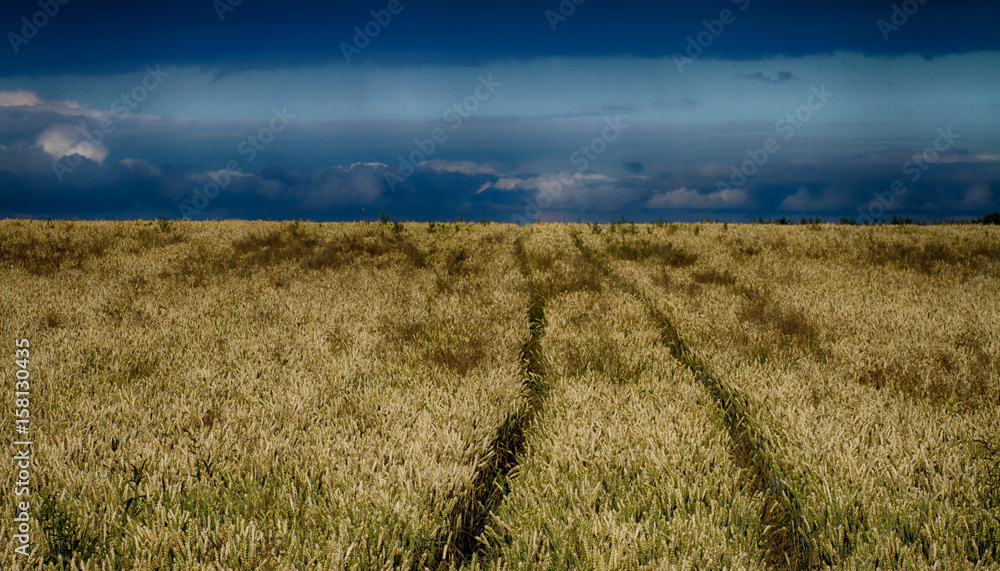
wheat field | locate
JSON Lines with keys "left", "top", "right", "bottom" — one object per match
{"left": 1, "top": 219, "right": 998, "bottom": 570}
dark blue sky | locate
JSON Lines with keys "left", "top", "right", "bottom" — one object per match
{"left": 1, "top": 0, "right": 998, "bottom": 221}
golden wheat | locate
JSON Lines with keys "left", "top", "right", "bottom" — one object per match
{"left": 1, "top": 219, "right": 997, "bottom": 569}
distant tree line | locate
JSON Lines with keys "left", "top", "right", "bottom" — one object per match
{"left": 839, "top": 212, "right": 1000, "bottom": 226}
{"left": 601, "top": 213, "right": 1000, "bottom": 226}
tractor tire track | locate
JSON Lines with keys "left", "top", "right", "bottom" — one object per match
{"left": 429, "top": 234, "right": 551, "bottom": 568}
{"left": 571, "top": 230, "right": 827, "bottom": 570}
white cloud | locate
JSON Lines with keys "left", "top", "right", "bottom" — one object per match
{"left": 778, "top": 187, "right": 845, "bottom": 211}
{"left": 697, "top": 163, "right": 734, "bottom": 177}
{"left": 778, "top": 187, "right": 813, "bottom": 211}
{"left": 939, "top": 152, "right": 1000, "bottom": 164}
{"left": 0, "top": 90, "right": 102, "bottom": 118}
{"left": 6, "top": 91, "right": 120, "bottom": 164}
{"left": 306, "top": 164, "right": 386, "bottom": 206}
{"left": 183, "top": 163, "right": 389, "bottom": 206}
{"left": 188, "top": 169, "right": 284, "bottom": 198}
{"left": 422, "top": 159, "right": 496, "bottom": 176}
{"left": 958, "top": 185, "right": 991, "bottom": 209}
{"left": 0, "top": 90, "right": 43, "bottom": 107}
{"left": 36, "top": 122, "right": 109, "bottom": 164}
{"left": 119, "top": 158, "right": 162, "bottom": 176}
{"left": 190, "top": 169, "right": 254, "bottom": 182}
{"left": 477, "top": 177, "right": 520, "bottom": 192}
{"left": 478, "top": 170, "right": 654, "bottom": 213}
{"left": 477, "top": 172, "right": 616, "bottom": 194}
{"left": 338, "top": 161, "right": 388, "bottom": 170}
{"left": 860, "top": 150, "right": 1000, "bottom": 167}
{"left": 646, "top": 187, "right": 748, "bottom": 210}
{"left": 557, "top": 181, "right": 647, "bottom": 211}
